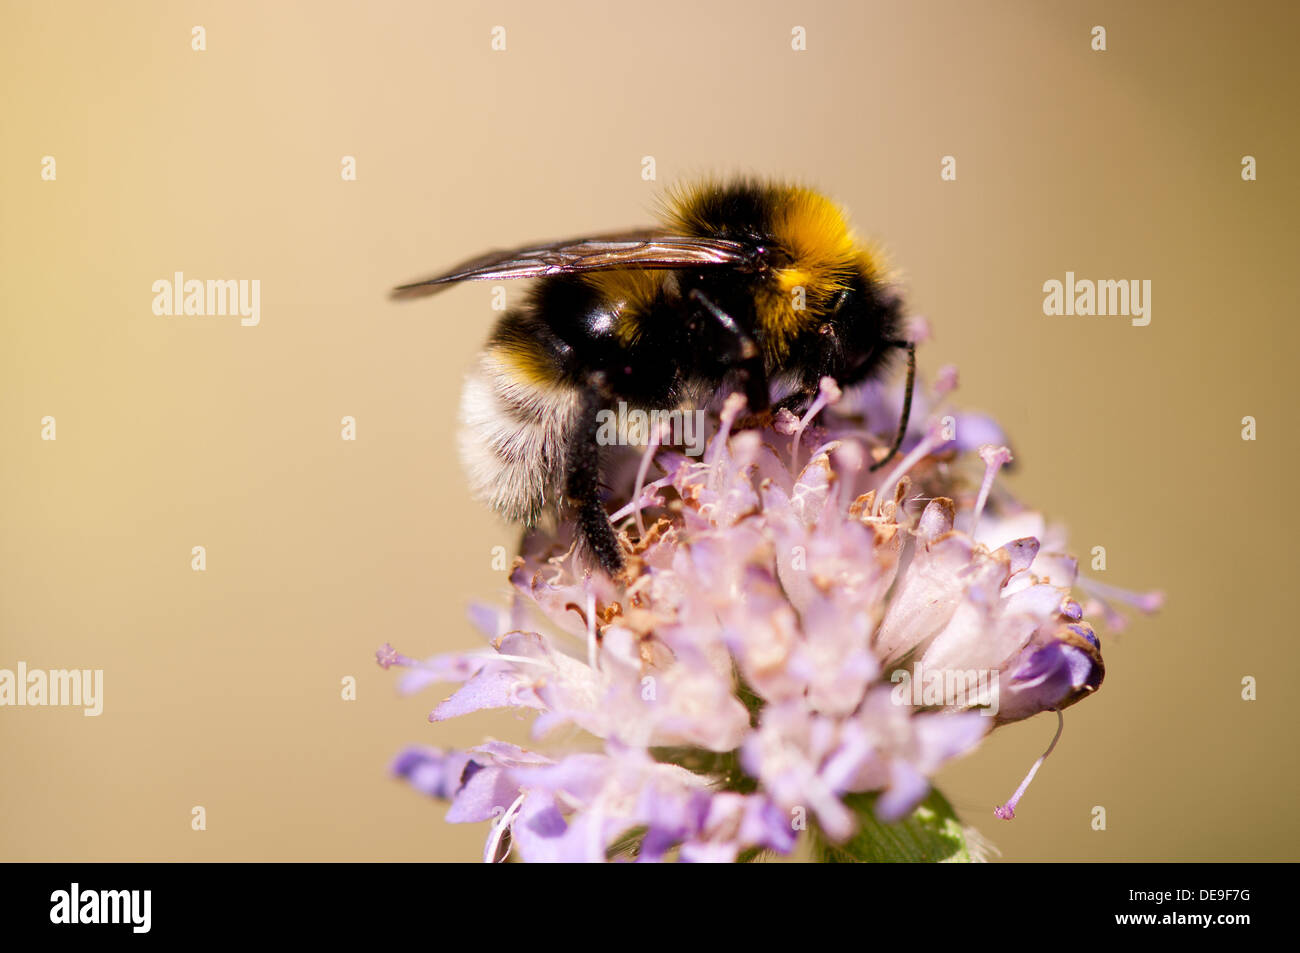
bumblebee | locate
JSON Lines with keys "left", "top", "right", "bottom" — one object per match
{"left": 394, "top": 179, "right": 916, "bottom": 576}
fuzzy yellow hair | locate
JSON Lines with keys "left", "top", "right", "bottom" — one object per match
{"left": 583, "top": 270, "right": 663, "bottom": 347}
{"left": 662, "top": 179, "right": 884, "bottom": 361}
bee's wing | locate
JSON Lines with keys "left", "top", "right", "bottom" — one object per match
{"left": 391, "top": 231, "right": 758, "bottom": 299}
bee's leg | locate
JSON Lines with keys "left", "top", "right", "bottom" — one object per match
{"left": 687, "top": 289, "right": 770, "bottom": 413}
{"left": 768, "top": 322, "right": 843, "bottom": 419}
{"left": 868, "top": 341, "right": 916, "bottom": 471}
{"left": 564, "top": 374, "right": 626, "bottom": 576}
{"left": 787, "top": 324, "right": 916, "bottom": 471}
{"left": 770, "top": 391, "right": 814, "bottom": 418}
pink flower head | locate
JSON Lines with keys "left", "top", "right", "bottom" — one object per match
{"left": 382, "top": 362, "right": 1158, "bottom": 860}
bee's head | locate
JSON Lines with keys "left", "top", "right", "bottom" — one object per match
{"left": 665, "top": 180, "right": 899, "bottom": 367}
{"left": 810, "top": 265, "right": 907, "bottom": 388}
{"left": 745, "top": 185, "right": 902, "bottom": 384}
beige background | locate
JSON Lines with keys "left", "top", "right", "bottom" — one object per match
{"left": 2, "top": 0, "right": 1296, "bottom": 861}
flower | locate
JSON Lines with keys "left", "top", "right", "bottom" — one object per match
{"left": 380, "top": 362, "right": 1159, "bottom": 861}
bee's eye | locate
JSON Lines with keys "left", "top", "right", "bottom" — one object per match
{"left": 764, "top": 247, "right": 793, "bottom": 269}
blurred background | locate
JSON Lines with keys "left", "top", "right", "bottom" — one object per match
{"left": 2, "top": 0, "right": 1296, "bottom": 861}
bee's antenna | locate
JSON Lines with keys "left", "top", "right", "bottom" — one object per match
{"left": 868, "top": 341, "right": 916, "bottom": 472}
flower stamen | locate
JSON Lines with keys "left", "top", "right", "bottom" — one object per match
{"left": 874, "top": 419, "right": 948, "bottom": 515}
{"left": 631, "top": 420, "right": 671, "bottom": 539}
{"left": 608, "top": 476, "right": 672, "bottom": 527}
{"left": 484, "top": 792, "right": 526, "bottom": 863}
{"left": 970, "top": 445, "right": 1013, "bottom": 539}
{"left": 1077, "top": 575, "right": 1165, "bottom": 614}
{"left": 791, "top": 376, "right": 842, "bottom": 471}
{"left": 585, "top": 589, "right": 600, "bottom": 672}
{"left": 706, "top": 392, "right": 748, "bottom": 490}
{"left": 375, "top": 643, "right": 405, "bottom": 669}
{"left": 994, "top": 709, "right": 1064, "bottom": 820}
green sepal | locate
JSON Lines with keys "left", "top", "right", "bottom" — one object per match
{"left": 812, "top": 788, "right": 974, "bottom": 863}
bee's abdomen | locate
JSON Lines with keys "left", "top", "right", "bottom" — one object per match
{"left": 458, "top": 328, "right": 579, "bottom": 526}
